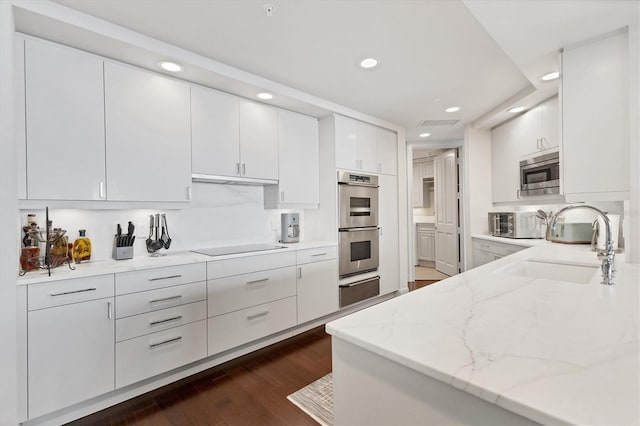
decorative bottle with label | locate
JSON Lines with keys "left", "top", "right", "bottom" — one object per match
{"left": 72, "top": 229, "right": 92, "bottom": 263}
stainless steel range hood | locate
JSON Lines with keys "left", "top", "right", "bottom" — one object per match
{"left": 192, "top": 174, "right": 278, "bottom": 186}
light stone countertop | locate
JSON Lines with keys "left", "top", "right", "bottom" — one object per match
{"left": 472, "top": 234, "right": 551, "bottom": 247}
{"left": 17, "top": 240, "right": 336, "bottom": 285}
{"left": 327, "top": 243, "right": 639, "bottom": 425}
{"left": 413, "top": 215, "right": 435, "bottom": 224}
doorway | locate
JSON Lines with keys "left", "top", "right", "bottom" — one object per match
{"left": 408, "top": 144, "right": 464, "bottom": 284}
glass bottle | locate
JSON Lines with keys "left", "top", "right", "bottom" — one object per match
{"left": 72, "top": 229, "right": 92, "bottom": 263}
{"left": 50, "top": 229, "right": 68, "bottom": 256}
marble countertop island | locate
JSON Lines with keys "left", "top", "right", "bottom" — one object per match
{"left": 327, "top": 244, "right": 639, "bottom": 425}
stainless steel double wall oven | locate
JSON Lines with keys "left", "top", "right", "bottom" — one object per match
{"left": 337, "top": 171, "right": 380, "bottom": 307}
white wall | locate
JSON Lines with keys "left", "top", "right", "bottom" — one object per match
{"left": 20, "top": 183, "right": 303, "bottom": 262}
{"left": 0, "top": 1, "right": 18, "bottom": 424}
{"left": 462, "top": 126, "right": 493, "bottom": 270}
{"left": 629, "top": 21, "right": 640, "bottom": 263}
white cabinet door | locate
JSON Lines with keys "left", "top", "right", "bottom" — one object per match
{"left": 297, "top": 259, "right": 339, "bottom": 324}
{"left": 191, "top": 85, "right": 240, "bottom": 177}
{"left": 28, "top": 298, "right": 114, "bottom": 418}
{"left": 335, "top": 115, "right": 359, "bottom": 170}
{"left": 15, "top": 38, "right": 27, "bottom": 199}
{"left": 265, "top": 110, "right": 319, "bottom": 207}
{"left": 412, "top": 162, "right": 423, "bottom": 207}
{"left": 517, "top": 104, "right": 543, "bottom": 158}
{"left": 563, "top": 31, "right": 629, "bottom": 198}
{"left": 24, "top": 39, "right": 106, "bottom": 201}
{"left": 104, "top": 62, "right": 191, "bottom": 202}
{"left": 472, "top": 249, "right": 499, "bottom": 268}
{"left": 540, "top": 96, "right": 559, "bottom": 151}
{"left": 417, "top": 230, "right": 435, "bottom": 261}
{"left": 491, "top": 118, "right": 521, "bottom": 203}
{"left": 376, "top": 128, "right": 397, "bottom": 175}
{"left": 378, "top": 174, "right": 400, "bottom": 295}
{"left": 422, "top": 160, "right": 434, "bottom": 179}
{"left": 239, "top": 101, "right": 278, "bottom": 180}
{"left": 357, "top": 121, "right": 377, "bottom": 172}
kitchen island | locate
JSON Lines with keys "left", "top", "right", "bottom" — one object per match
{"left": 326, "top": 243, "right": 639, "bottom": 425}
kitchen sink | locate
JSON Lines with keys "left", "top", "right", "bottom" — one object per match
{"left": 494, "top": 259, "right": 599, "bottom": 284}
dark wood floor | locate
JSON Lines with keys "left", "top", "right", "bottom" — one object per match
{"left": 69, "top": 281, "right": 436, "bottom": 426}
{"left": 69, "top": 327, "right": 331, "bottom": 426}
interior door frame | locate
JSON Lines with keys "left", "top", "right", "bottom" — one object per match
{"left": 407, "top": 140, "right": 465, "bottom": 283}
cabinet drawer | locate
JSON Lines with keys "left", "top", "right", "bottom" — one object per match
{"left": 116, "top": 300, "right": 207, "bottom": 342}
{"left": 208, "top": 296, "right": 297, "bottom": 355}
{"left": 116, "top": 281, "right": 206, "bottom": 319}
{"left": 28, "top": 274, "right": 114, "bottom": 311}
{"left": 472, "top": 240, "right": 526, "bottom": 257}
{"left": 115, "top": 320, "right": 207, "bottom": 388}
{"left": 416, "top": 223, "right": 435, "bottom": 232}
{"left": 296, "top": 246, "right": 337, "bottom": 265}
{"left": 208, "top": 267, "right": 296, "bottom": 317}
{"left": 116, "top": 263, "right": 206, "bottom": 295}
{"left": 207, "top": 251, "right": 295, "bottom": 280}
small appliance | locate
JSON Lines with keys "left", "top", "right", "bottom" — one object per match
{"left": 280, "top": 213, "right": 300, "bottom": 243}
{"left": 488, "top": 211, "right": 544, "bottom": 239}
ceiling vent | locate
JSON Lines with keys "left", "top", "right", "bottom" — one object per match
{"left": 417, "top": 119, "right": 460, "bottom": 127}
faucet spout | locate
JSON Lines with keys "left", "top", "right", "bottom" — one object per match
{"left": 549, "top": 205, "right": 615, "bottom": 285}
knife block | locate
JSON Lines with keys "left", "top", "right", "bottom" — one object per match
{"left": 112, "top": 237, "right": 134, "bottom": 260}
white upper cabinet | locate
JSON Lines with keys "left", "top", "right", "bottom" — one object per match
{"left": 335, "top": 115, "right": 359, "bottom": 170}
{"left": 24, "top": 39, "right": 106, "bottom": 201}
{"left": 540, "top": 97, "right": 560, "bottom": 151}
{"left": 491, "top": 117, "right": 522, "bottom": 203}
{"left": 104, "top": 62, "right": 192, "bottom": 202}
{"left": 239, "top": 101, "right": 279, "bottom": 180}
{"left": 520, "top": 96, "right": 560, "bottom": 157}
{"left": 15, "top": 38, "right": 27, "bottom": 199}
{"left": 562, "top": 31, "right": 629, "bottom": 200}
{"left": 264, "top": 110, "right": 319, "bottom": 208}
{"left": 376, "top": 127, "right": 398, "bottom": 175}
{"left": 334, "top": 115, "right": 397, "bottom": 175}
{"left": 191, "top": 87, "right": 278, "bottom": 182}
{"left": 191, "top": 86, "right": 240, "bottom": 177}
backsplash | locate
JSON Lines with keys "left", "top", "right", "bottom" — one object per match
{"left": 19, "top": 183, "right": 304, "bottom": 262}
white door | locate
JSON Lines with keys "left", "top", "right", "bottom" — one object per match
{"left": 104, "top": 62, "right": 191, "bottom": 202}
{"left": 25, "top": 39, "right": 106, "bottom": 200}
{"left": 239, "top": 100, "right": 279, "bottom": 180}
{"left": 191, "top": 85, "right": 240, "bottom": 177}
{"left": 435, "top": 149, "right": 458, "bottom": 276}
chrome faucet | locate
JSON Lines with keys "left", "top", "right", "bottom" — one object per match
{"left": 549, "top": 205, "right": 615, "bottom": 285}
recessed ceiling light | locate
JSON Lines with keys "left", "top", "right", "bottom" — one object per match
{"left": 257, "top": 92, "right": 273, "bottom": 100}
{"left": 445, "top": 106, "right": 460, "bottom": 113}
{"left": 419, "top": 132, "right": 431, "bottom": 138}
{"left": 540, "top": 71, "right": 560, "bottom": 81}
{"left": 158, "top": 61, "right": 183, "bottom": 73}
{"left": 507, "top": 106, "right": 526, "bottom": 113}
{"left": 360, "top": 58, "right": 379, "bottom": 69}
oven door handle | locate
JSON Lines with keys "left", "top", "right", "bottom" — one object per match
{"left": 338, "top": 227, "right": 379, "bottom": 232}
{"left": 338, "top": 181, "right": 379, "bottom": 188}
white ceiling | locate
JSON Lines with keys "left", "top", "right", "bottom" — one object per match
{"left": 25, "top": 0, "right": 639, "bottom": 142}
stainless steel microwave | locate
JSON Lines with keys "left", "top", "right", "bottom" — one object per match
{"left": 520, "top": 151, "right": 560, "bottom": 197}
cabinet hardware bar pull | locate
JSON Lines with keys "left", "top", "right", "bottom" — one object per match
{"left": 107, "top": 301, "right": 112, "bottom": 319}
{"left": 246, "top": 278, "right": 269, "bottom": 285}
{"left": 235, "top": 163, "right": 240, "bottom": 175}
{"left": 187, "top": 186, "right": 192, "bottom": 200}
{"left": 50, "top": 287, "right": 96, "bottom": 296}
{"left": 297, "top": 267, "right": 302, "bottom": 279}
{"left": 99, "top": 182, "right": 104, "bottom": 198}
{"left": 149, "top": 295, "right": 182, "bottom": 303}
{"left": 149, "top": 336, "right": 182, "bottom": 348}
{"left": 242, "top": 163, "right": 246, "bottom": 175}
{"left": 311, "top": 253, "right": 327, "bottom": 257}
{"left": 148, "top": 274, "right": 182, "bottom": 281}
{"left": 150, "top": 315, "right": 183, "bottom": 326}
{"left": 280, "top": 191, "right": 284, "bottom": 202}
{"left": 246, "top": 310, "right": 269, "bottom": 320}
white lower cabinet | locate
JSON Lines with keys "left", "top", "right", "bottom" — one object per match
{"left": 208, "top": 297, "right": 297, "bottom": 355}
{"left": 27, "top": 277, "right": 115, "bottom": 418}
{"left": 296, "top": 247, "right": 338, "bottom": 324}
{"left": 472, "top": 238, "right": 527, "bottom": 268}
{"left": 417, "top": 224, "right": 436, "bottom": 262}
{"left": 116, "top": 320, "right": 207, "bottom": 388}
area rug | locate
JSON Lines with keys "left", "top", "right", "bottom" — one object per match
{"left": 287, "top": 373, "right": 333, "bottom": 426}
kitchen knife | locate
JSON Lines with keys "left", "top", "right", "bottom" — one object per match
{"left": 116, "top": 223, "right": 122, "bottom": 247}
{"left": 127, "top": 221, "right": 135, "bottom": 246}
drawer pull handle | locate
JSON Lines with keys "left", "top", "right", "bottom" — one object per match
{"left": 107, "top": 301, "right": 113, "bottom": 319}
{"left": 246, "top": 278, "right": 269, "bottom": 286}
{"left": 50, "top": 287, "right": 97, "bottom": 297}
{"left": 150, "top": 295, "right": 182, "bottom": 304}
{"left": 246, "top": 310, "right": 269, "bottom": 320}
{"left": 149, "top": 336, "right": 182, "bottom": 349}
{"left": 148, "top": 274, "right": 182, "bottom": 282}
{"left": 311, "top": 253, "right": 327, "bottom": 257}
{"left": 297, "top": 267, "right": 302, "bottom": 279}
{"left": 149, "top": 315, "right": 183, "bottom": 326}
